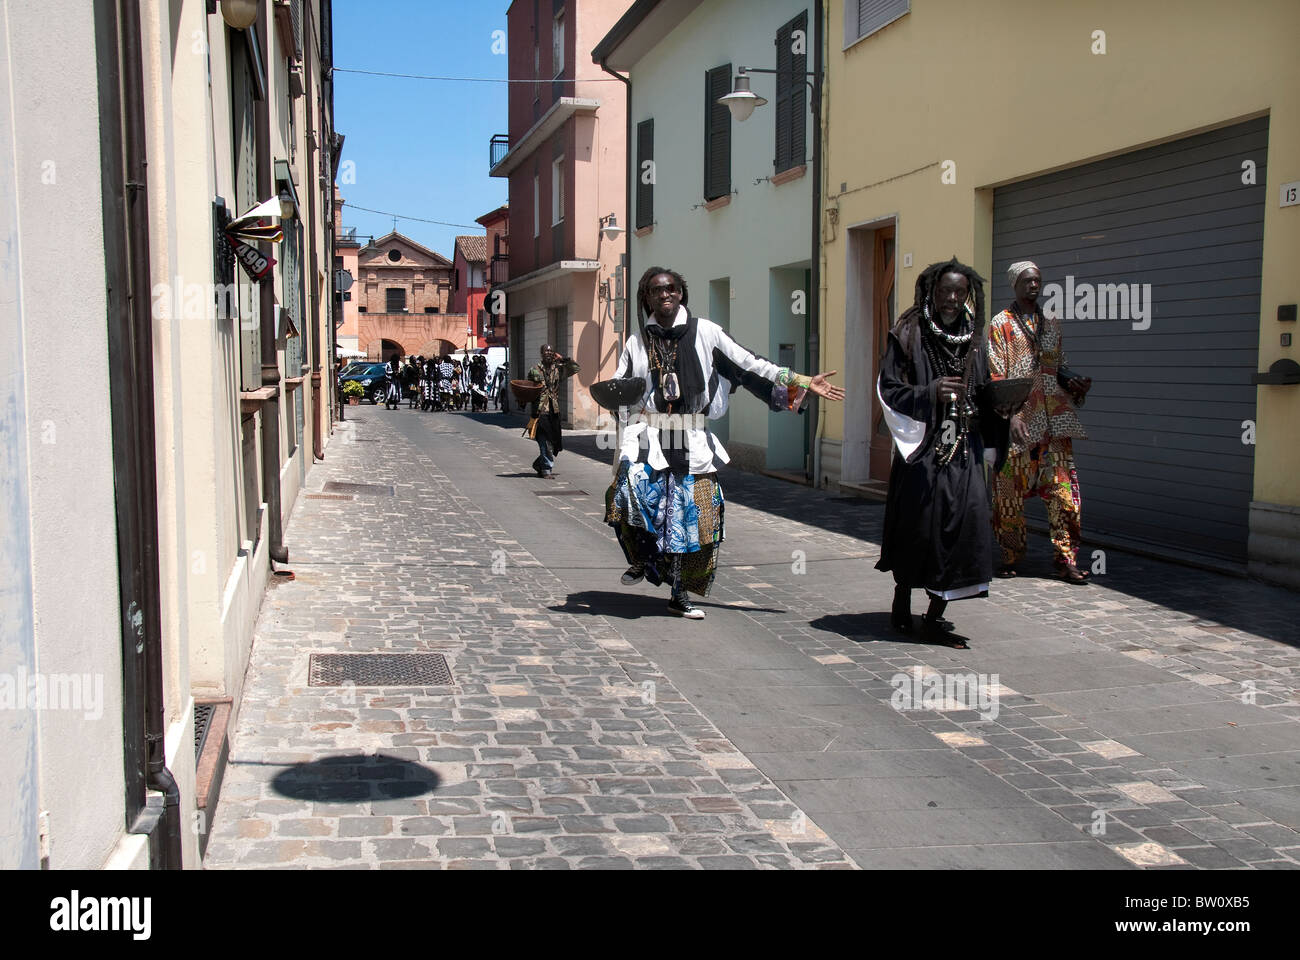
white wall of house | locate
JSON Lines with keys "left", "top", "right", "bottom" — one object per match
{"left": 2, "top": 0, "right": 130, "bottom": 869}
{"left": 627, "top": 0, "right": 815, "bottom": 471}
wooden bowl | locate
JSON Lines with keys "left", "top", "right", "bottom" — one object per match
{"left": 510, "top": 379, "right": 543, "bottom": 404}
{"left": 987, "top": 376, "right": 1034, "bottom": 409}
{"left": 589, "top": 377, "right": 645, "bottom": 411}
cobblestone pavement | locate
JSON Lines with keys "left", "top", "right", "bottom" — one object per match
{"left": 204, "top": 412, "right": 853, "bottom": 870}
{"left": 206, "top": 408, "right": 1300, "bottom": 869}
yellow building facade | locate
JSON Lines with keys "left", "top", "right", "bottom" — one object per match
{"left": 819, "top": 0, "right": 1300, "bottom": 585}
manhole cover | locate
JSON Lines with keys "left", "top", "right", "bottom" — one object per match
{"left": 534, "top": 490, "right": 588, "bottom": 497}
{"left": 323, "top": 481, "right": 395, "bottom": 496}
{"left": 306, "top": 493, "right": 353, "bottom": 500}
{"left": 194, "top": 702, "right": 216, "bottom": 761}
{"left": 308, "top": 653, "right": 453, "bottom": 686}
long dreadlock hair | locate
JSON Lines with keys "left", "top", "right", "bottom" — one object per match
{"left": 891, "top": 257, "right": 987, "bottom": 400}
{"left": 636, "top": 266, "right": 689, "bottom": 329}
{"left": 900, "top": 256, "right": 986, "bottom": 339}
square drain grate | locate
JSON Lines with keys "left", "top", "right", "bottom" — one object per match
{"left": 534, "top": 489, "right": 588, "bottom": 497}
{"left": 309, "top": 653, "right": 453, "bottom": 687}
{"left": 323, "top": 481, "right": 395, "bottom": 496}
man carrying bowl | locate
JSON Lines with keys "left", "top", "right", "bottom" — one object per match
{"left": 526, "top": 344, "right": 580, "bottom": 478}
{"left": 988, "top": 261, "right": 1093, "bottom": 583}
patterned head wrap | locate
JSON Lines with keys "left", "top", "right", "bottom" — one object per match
{"left": 1007, "top": 261, "right": 1039, "bottom": 287}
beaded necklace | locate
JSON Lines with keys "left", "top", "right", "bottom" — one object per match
{"left": 920, "top": 304, "right": 976, "bottom": 467}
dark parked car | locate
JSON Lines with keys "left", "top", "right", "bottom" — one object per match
{"left": 338, "top": 361, "right": 391, "bottom": 404}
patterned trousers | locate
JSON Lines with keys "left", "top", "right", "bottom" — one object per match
{"left": 992, "top": 436, "right": 1081, "bottom": 567}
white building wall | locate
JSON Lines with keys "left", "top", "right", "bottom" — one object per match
{"left": 4, "top": 0, "right": 129, "bottom": 869}
{"left": 628, "top": 0, "right": 814, "bottom": 469}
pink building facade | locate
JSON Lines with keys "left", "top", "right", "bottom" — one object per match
{"left": 489, "top": 0, "right": 631, "bottom": 428}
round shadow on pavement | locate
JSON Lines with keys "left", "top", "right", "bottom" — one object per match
{"left": 270, "top": 753, "right": 440, "bottom": 802}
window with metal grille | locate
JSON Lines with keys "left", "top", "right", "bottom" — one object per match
{"left": 844, "top": 0, "right": 908, "bottom": 46}
{"left": 386, "top": 287, "right": 406, "bottom": 312}
{"left": 636, "top": 119, "right": 654, "bottom": 229}
{"left": 775, "top": 11, "right": 808, "bottom": 173}
{"left": 704, "top": 64, "right": 732, "bottom": 201}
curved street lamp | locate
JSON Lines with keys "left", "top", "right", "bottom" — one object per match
{"left": 718, "top": 72, "right": 769, "bottom": 123}
{"left": 220, "top": 0, "right": 260, "bottom": 30}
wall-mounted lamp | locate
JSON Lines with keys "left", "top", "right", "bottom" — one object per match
{"left": 220, "top": 0, "right": 260, "bottom": 30}
{"left": 718, "top": 70, "right": 768, "bottom": 123}
{"left": 599, "top": 213, "right": 625, "bottom": 241}
{"left": 719, "top": 65, "right": 818, "bottom": 123}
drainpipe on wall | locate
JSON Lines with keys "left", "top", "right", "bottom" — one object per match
{"left": 810, "top": 0, "right": 827, "bottom": 488}
{"left": 596, "top": 59, "right": 631, "bottom": 353}
{"left": 98, "top": 0, "right": 183, "bottom": 869}
{"left": 256, "top": 15, "right": 289, "bottom": 564}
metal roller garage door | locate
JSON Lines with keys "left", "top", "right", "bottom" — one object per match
{"left": 991, "top": 116, "right": 1267, "bottom": 562}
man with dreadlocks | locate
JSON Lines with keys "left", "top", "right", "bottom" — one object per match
{"left": 876, "top": 258, "right": 1012, "bottom": 648}
{"left": 604, "top": 267, "right": 844, "bottom": 619}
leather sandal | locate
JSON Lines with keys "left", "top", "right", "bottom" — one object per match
{"left": 1054, "top": 562, "right": 1090, "bottom": 584}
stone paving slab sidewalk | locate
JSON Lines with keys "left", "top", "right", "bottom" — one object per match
{"left": 510, "top": 429, "right": 1300, "bottom": 870}
{"left": 203, "top": 415, "right": 853, "bottom": 870}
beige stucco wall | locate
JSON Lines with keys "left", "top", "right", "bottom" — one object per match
{"left": 5, "top": 0, "right": 130, "bottom": 870}
{"left": 821, "top": 0, "right": 1300, "bottom": 511}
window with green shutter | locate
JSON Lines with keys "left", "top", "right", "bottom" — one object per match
{"left": 636, "top": 119, "right": 654, "bottom": 229}
{"left": 704, "top": 64, "right": 732, "bottom": 201}
{"left": 775, "top": 11, "right": 807, "bottom": 174}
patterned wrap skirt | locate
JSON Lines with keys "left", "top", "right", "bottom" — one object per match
{"left": 605, "top": 460, "right": 725, "bottom": 596}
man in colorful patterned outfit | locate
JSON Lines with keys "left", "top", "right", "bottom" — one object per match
{"left": 527, "top": 344, "right": 579, "bottom": 478}
{"left": 988, "top": 261, "right": 1093, "bottom": 583}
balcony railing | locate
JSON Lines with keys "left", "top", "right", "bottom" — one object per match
{"left": 489, "top": 254, "right": 509, "bottom": 285}
{"left": 489, "top": 134, "right": 510, "bottom": 171}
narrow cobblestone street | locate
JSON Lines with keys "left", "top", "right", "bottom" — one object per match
{"left": 204, "top": 407, "right": 1300, "bottom": 870}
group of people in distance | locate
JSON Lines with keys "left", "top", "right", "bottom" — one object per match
{"left": 564, "top": 260, "right": 1090, "bottom": 639}
{"left": 383, "top": 353, "right": 494, "bottom": 412}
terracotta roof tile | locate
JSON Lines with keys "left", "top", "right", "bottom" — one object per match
{"left": 455, "top": 235, "right": 488, "bottom": 264}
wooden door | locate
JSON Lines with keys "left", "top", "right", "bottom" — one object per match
{"left": 869, "top": 225, "right": 896, "bottom": 480}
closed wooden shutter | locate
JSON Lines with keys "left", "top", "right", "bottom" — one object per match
{"left": 233, "top": 39, "right": 261, "bottom": 392}
{"left": 704, "top": 64, "right": 731, "bottom": 201}
{"left": 636, "top": 119, "right": 654, "bottom": 229}
{"left": 775, "top": 12, "right": 807, "bottom": 173}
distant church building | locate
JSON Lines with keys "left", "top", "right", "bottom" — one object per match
{"left": 351, "top": 231, "right": 469, "bottom": 360}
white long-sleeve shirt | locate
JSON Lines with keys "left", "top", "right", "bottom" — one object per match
{"left": 614, "top": 306, "right": 782, "bottom": 474}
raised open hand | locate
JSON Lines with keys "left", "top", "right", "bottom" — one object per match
{"left": 809, "top": 371, "right": 845, "bottom": 402}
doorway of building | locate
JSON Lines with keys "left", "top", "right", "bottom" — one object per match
{"left": 868, "top": 225, "right": 896, "bottom": 481}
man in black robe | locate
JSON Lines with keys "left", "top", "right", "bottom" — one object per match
{"left": 876, "top": 258, "right": 1012, "bottom": 648}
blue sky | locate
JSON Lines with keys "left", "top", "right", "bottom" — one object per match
{"left": 333, "top": 0, "right": 511, "bottom": 258}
